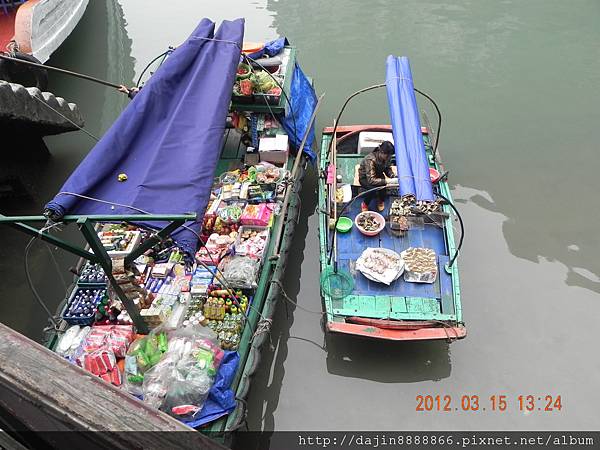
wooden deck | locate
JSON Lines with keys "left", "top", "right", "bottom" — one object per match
{"left": 0, "top": 322, "right": 226, "bottom": 449}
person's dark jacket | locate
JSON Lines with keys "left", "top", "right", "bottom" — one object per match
{"left": 358, "top": 152, "right": 394, "bottom": 187}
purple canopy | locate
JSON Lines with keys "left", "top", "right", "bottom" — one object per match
{"left": 385, "top": 56, "right": 434, "bottom": 201}
{"left": 45, "top": 18, "right": 244, "bottom": 254}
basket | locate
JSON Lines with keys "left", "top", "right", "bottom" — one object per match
{"left": 320, "top": 267, "right": 354, "bottom": 300}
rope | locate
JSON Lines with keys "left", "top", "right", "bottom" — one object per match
{"left": 31, "top": 95, "right": 100, "bottom": 142}
{"left": 0, "top": 53, "right": 122, "bottom": 89}
{"left": 24, "top": 222, "right": 64, "bottom": 329}
{"left": 251, "top": 318, "right": 272, "bottom": 342}
{"left": 270, "top": 279, "right": 325, "bottom": 315}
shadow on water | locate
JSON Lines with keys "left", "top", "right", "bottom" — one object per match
{"left": 0, "top": 0, "right": 135, "bottom": 340}
{"left": 325, "top": 334, "right": 451, "bottom": 383}
{"left": 241, "top": 166, "right": 320, "bottom": 435}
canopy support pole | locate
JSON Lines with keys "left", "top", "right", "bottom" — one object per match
{"left": 77, "top": 218, "right": 149, "bottom": 334}
{"left": 124, "top": 219, "right": 187, "bottom": 266}
{"left": 0, "top": 213, "right": 196, "bottom": 335}
{"left": 3, "top": 220, "right": 98, "bottom": 261}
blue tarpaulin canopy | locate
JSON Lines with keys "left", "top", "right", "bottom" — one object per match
{"left": 45, "top": 18, "right": 245, "bottom": 254}
{"left": 385, "top": 56, "right": 434, "bottom": 201}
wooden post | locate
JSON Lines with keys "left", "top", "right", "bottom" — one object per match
{"left": 0, "top": 323, "right": 227, "bottom": 450}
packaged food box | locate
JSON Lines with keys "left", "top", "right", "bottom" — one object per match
{"left": 240, "top": 203, "right": 274, "bottom": 226}
{"left": 235, "top": 226, "right": 270, "bottom": 259}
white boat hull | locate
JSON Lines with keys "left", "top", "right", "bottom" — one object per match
{"left": 14, "top": 0, "right": 89, "bottom": 63}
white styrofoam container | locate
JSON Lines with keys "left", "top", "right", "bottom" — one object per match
{"left": 357, "top": 131, "right": 394, "bottom": 154}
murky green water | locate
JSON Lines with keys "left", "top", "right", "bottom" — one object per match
{"left": 1, "top": 0, "right": 599, "bottom": 434}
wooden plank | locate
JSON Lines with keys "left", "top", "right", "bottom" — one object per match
{"left": 0, "top": 323, "right": 226, "bottom": 450}
{"left": 438, "top": 255, "right": 456, "bottom": 315}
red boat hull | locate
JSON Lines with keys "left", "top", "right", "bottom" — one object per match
{"left": 327, "top": 320, "right": 467, "bottom": 342}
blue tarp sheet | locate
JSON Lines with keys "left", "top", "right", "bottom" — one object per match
{"left": 246, "top": 36, "right": 287, "bottom": 60}
{"left": 279, "top": 63, "right": 317, "bottom": 161}
{"left": 385, "top": 56, "right": 434, "bottom": 201}
{"left": 183, "top": 350, "right": 239, "bottom": 428}
{"left": 45, "top": 18, "right": 245, "bottom": 254}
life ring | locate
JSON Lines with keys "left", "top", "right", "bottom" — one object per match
{"left": 0, "top": 52, "right": 48, "bottom": 91}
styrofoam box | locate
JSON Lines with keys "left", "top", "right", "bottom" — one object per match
{"left": 357, "top": 131, "right": 394, "bottom": 154}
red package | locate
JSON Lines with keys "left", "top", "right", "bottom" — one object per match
{"left": 110, "top": 369, "right": 122, "bottom": 387}
{"left": 98, "top": 350, "right": 116, "bottom": 371}
{"left": 86, "top": 354, "right": 100, "bottom": 375}
{"left": 86, "top": 351, "right": 110, "bottom": 376}
{"left": 91, "top": 325, "right": 113, "bottom": 334}
{"left": 83, "top": 354, "right": 92, "bottom": 372}
{"left": 110, "top": 325, "right": 134, "bottom": 342}
{"left": 106, "top": 335, "right": 129, "bottom": 358}
{"left": 100, "top": 373, "right": 112, "bottom": 384}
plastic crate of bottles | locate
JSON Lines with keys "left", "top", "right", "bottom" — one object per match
{"left": 77, "top": 262, "right": 108, "bottom": 287}
{"left": 62, "top": 287, "right": 106, "bottom": 326}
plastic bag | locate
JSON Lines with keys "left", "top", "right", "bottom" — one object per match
{"left": 141, "top": 325, "right": 224, "bottom": 418}
{"left": 123, "top": 326, "right": 169, "bottom": 396}
{"left": 219, "top": 255, "right": 260, "bottom": 289}
{"left": 56, "top": 325, "right": 91, "bottom": 357}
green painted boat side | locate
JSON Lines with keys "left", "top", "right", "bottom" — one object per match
{"left": 318, "top": 126, "right": 464, "bottom": 340}
{"left": 203, "top": 153, "right": 307, "bottom": 438}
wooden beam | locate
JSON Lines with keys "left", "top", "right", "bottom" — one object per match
{"left": 0, "top": 323, "right": 226, "bottom": 450}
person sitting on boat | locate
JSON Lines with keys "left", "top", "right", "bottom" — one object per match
{"left": 358, "top": 141, "right": 398, "bottom": 212}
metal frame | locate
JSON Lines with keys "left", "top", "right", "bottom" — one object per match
{"left": 0, "top": 213, "right": 196, "bottom": 333}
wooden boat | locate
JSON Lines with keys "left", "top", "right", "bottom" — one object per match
{"left": 0, "top": 20, "right": 317, "bottom": 448}
{"left": 0, "top": 0, "right": 88, "bottom": 155}
{"left": 318, "top": 59, "right": 466, "bottom": 342}
{"left": 0, "top": 0, "right": 89, "bottom": 63}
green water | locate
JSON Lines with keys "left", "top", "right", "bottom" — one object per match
{"left": 1, "top": 0, "right": 598, "bottom": 434}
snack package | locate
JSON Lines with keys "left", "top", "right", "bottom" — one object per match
{"left": 240, "top": 203, "right": 274, "bottom": 226}
{"left": 235, "top": 226, "right": 270, "bottom": 259}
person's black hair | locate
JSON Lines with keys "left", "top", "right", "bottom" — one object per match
{"left": 378, "top": 141, "right": 395, "bottom": 155}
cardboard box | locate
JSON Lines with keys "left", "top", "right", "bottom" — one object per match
{"left": 259, "top": 134, "right": 289, "bottom": 165}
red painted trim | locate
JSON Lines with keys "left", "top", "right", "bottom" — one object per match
{"left": 323, "top": 124, "right": 429, "bottom": 135}
{"left": 323, "top": 124, "right": 391, "bottom": 135}
{"left": 346, "top": 316, "right": 438, "bottom": 330}
{"left": 327, "top": 321, "right": 467, "bottom": 342}
{"left": 0, "top": 10, "right": 17, "bottom": 52}
{"left": 14, "top": 0, "right": 42, "bottom": 55}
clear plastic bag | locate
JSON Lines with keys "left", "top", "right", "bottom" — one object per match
{"left": 56, "top": 325, "right": 91, "bottom": 357}
{"left": 141, "top": 325, "right": 224, "bottom": 418}
{"left": 123, "top": 326, "right": 169, "bottom": 397}
{"left": 220, "top": 255, "right": 260, "bottom": 289}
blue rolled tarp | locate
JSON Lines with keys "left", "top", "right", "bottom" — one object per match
{"left": 246, "top": 36, "right": 288, "bottom": 60}
{"left": 385, "top": 56, "right": 434, "bottom": 201}
{"left": 45, "top": 18, "right": 245, "bottom": 255}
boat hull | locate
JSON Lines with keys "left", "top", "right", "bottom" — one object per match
{"left": 328, "top": 321, "right": 466, "bottom": 341}
{"left": 14, "top": 0, "right": 89, "bottom": 63}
